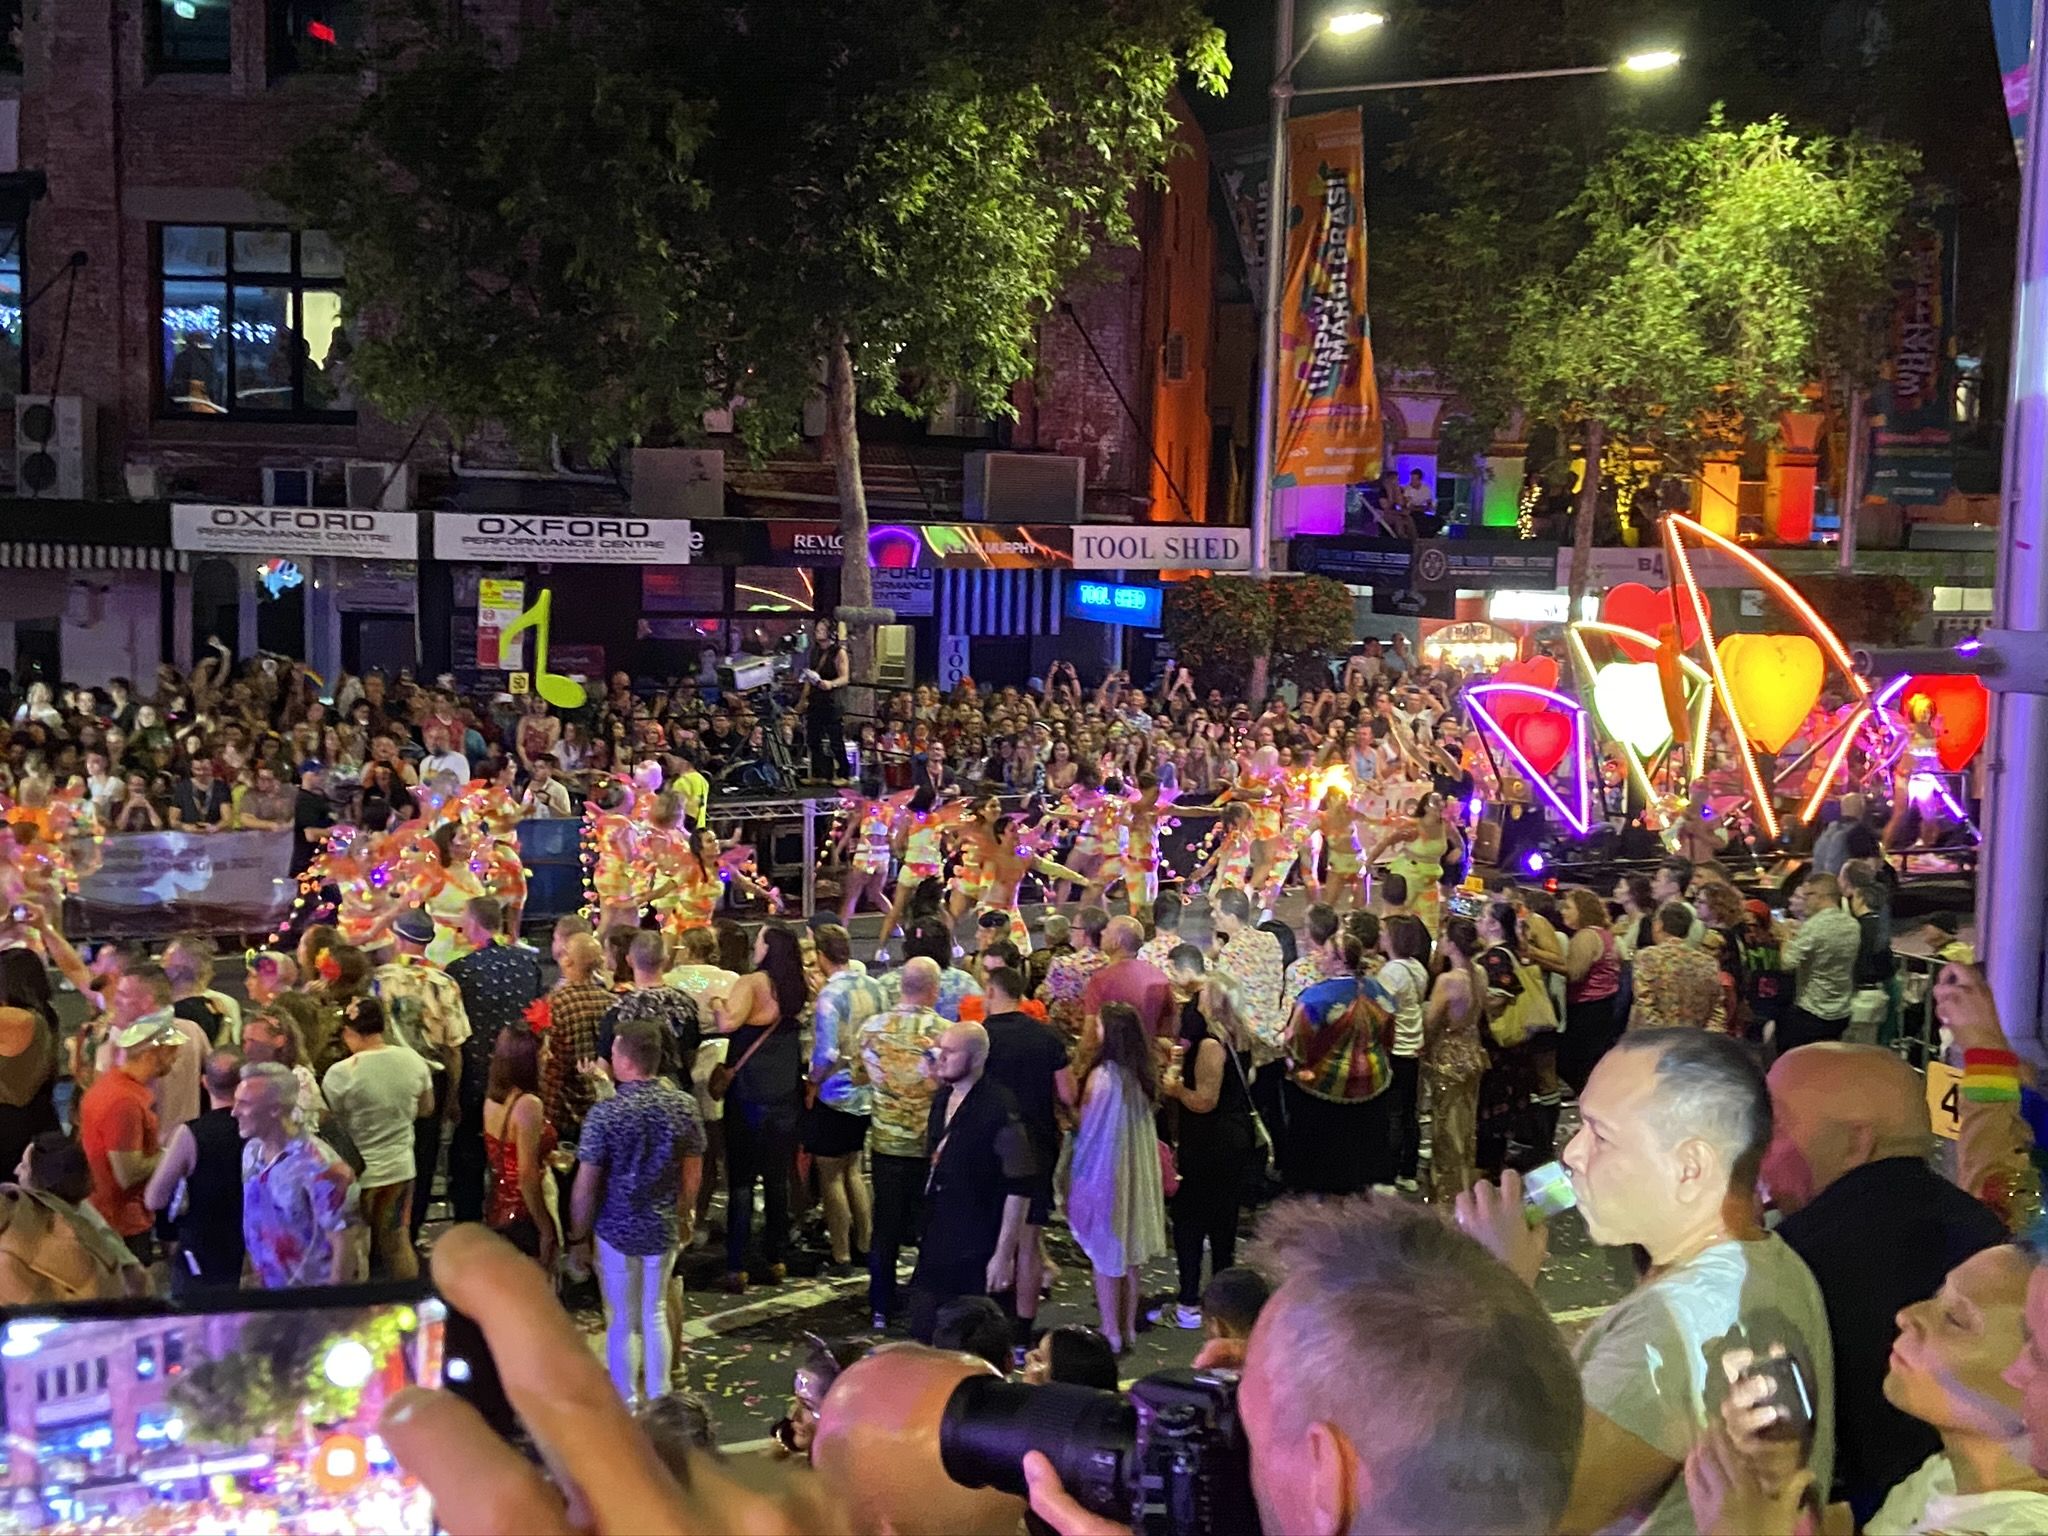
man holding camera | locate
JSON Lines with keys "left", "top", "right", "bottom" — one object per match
{"left": 1457, "top": 1027, "right": 1835, "bottom": 1534}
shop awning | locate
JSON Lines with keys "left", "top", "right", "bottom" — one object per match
{"left": 0, "top": 541, "right": 188, "bottom": 571}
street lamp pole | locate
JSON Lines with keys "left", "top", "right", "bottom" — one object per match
{"left": 1247, "top": 39, "right": 1678, "bottom": 578}
{"left": 1248, "top": 0, "right": 1296, "bottom": 578}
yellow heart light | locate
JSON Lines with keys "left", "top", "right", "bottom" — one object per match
{"left": 1591, "top": 662, "right": 1674, "bottom": 759}
{"left": 1717, "top": 633, "right": 1823, "bottom": 755}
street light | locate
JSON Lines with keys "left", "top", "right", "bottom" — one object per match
{"left": 1249, "top": 29, "right": 1683, "bottom": 577}
{"left": 1621, "top": 48, "right": 1684, "bottom": 74}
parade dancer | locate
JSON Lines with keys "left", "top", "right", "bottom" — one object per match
{"left": 1052, "top": 767, "right": 1113, "bottom": 903}
{"left": 945, "top": 795, "right": 1003, "bottom": 924}
{"left": 878, "top": 787, "right": 967, "bottom": 961}
{"left": 1114, "top": 773, "right": 1171, "bottom": 926}
{"left": 1367, "top": 792, "right": 1464, "bottom": 938}
{"left": 976, "top": 814, "right": 1087, "bottom": 952}
{"left": 1257, "top": 751, "right": 1320, "bottom": 916}
{"left": 1318, "top": 784, "right": 1367, "bottom": 910}
{"left": 1187, "top": 803, "right": 1256, "bottom": 895}
{"left": 834, "top": 781, "right": 901, "bottom": 924}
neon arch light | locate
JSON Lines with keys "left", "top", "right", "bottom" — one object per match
{"left": 1464, "top": 682, "right": 1593, "bottom": 837}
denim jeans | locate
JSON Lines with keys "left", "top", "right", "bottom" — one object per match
{"left": 595, "top": 1237, "right": 680, "bottom": 1404}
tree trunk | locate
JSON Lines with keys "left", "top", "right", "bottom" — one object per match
{"left": 824, "top": 335, "right": 880, "bottom": 698}
{"left": 1568, "top": 416, "right": 1606, "bottom": 610}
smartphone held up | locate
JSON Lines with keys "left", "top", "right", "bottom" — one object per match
{"left": 0, "top": 1282, "right": 509, "bottom": 1534}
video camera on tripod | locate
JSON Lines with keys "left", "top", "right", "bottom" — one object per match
{"left": 714, "top": 651, "right": 801, "bottom": 792}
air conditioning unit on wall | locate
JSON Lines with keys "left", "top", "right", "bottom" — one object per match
{"left": 346, "top": 460, "right": 413, "bottom": 510}
{"left": 962, "top": 452, "right": 1085, "bottom": 523}
{"left": 15, "top": 395, "right": 96, "bottom": 500}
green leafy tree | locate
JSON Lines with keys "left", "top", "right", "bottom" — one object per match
{"left": 270, "top": 1, "right": 1226, "bottom": 676}
{"left": 1162, "top": 576, "right": 1275, "bottom": 690}
{"left": 1507, "top": 112, "right": 1915, "bottom": 602}
{"left": 170, "top": 1307, "right": 413, "bottom": 1448}
{"left": 1164, "top": 574, "right": 1350, "bottom": 691}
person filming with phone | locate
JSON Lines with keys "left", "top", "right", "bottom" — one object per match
{"left": 1455, "top": 1027, "right": 1835, "bottom": 1534}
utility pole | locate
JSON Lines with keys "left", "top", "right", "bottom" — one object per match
{"left": 1249, "top": 0, "right": 1295, "bottom": 580}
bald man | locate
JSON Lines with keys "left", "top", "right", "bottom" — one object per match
{"left": 1081, "top": 913, "right": 1173, "bottom": 1052}
{"left": 906, "top": 1022, "right": 1035, "bottom": 1344}
{"left": 543, "top": 932, "right": 614, "bottom": 1141}
{"left": 1761, "top": 1042, "right": 2009, "bottom": 1520}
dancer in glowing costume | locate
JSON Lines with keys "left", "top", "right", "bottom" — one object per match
{"left": 834, "top": 781, "right": 902, "bottom": 924}
{"left": 1367, "top": 791, "right": 1464, "bottom": 938}
{"left": 946, "top": 795, "right": 1003, "bottom": 923}
{"left": 977, "top": 815, "right": 1088, "bottom": 952}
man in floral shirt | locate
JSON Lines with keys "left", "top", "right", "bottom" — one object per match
{"left": 855, "top": 956, "right": 948, "bottom": 1329}
{"left": 1213, "top": 887, "right": 1286, "bottom": 1057}
{"left": 1036, "top": 906, "right": 1111, "bottom": 1042}
{"left": 236, "top": 1061, "right": 362, "bottom": 1288}
{"left": 1629, "top": 903, "right": 1728, "bottom": 1032}
{"left": 373, "top": 907, "right": 472, "bottom": 1246}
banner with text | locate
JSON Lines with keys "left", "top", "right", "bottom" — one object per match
{"left": 172, "top": 505, "right": 420, "bottom": 560}
{"left": 434, "top": 514, "right": 698, "bottom": 565}
{"left": 1869, "top": 213, "right": 1956, "bottom": 508}
{"left": 69, "top": 830, "right": 295, "bottom": 938}
{"left": 477, "top": 578, "right": 527, "bottom": 670}
{"left": 1275, "top": 110, "right": 1382, "bottom": 491}
{"left": 1071, "top": 525, "right": 1253, "bottom": 571}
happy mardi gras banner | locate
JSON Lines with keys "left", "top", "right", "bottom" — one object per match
{"left": 1275, "top": 109, "right": 1382, "bottom": 491}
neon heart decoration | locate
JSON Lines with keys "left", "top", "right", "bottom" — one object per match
{"left": 1489, "top": 656, "right": 1560, "bottom": 720}
{"left": 1599, "top": 583, "right": 1700, "bottom": 662}
{"left": 1507, "top": 708, "right": 1573, "bottom": 776}
{"left": 1903, "top": 674, "right": 1989, "bottom": 772}
{"left": 1591, "top": 662, "right": 1674, "bottom": 758}
{"left": 1464, "top": 681, "right": 1592, "bottom": 835}
{"left": 1718, "top": 634, "right": 1824, "bottom": 755}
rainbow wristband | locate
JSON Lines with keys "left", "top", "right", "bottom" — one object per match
{"left": 1963, "top": 1048, "right": 2022, "bottom": 1103}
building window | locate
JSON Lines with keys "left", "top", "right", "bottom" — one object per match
{"left": 159, "top": 224, "right": 352, "bottom": 419}
{"left": 152, "top": 0, "right": 232, "bottom": 72}
{"left": 136, "top": 1339, "right": 157, "bottom": 1378}
{"left": 270, "top": 0, "right": 358, "bottom": 75}
{"left": 72, "top": 1361, "right": 86, "bottom": 1394}
{"left": 33, "top": 1370, "right": 44, "bottom": 1403}
{"left": 164, "top": 1331, "right": 185, "bottom": 1373}
{"left": 0, "top": 221, "right": 23, "bottom": 406}
{"left": 94, "top": 1357, "right": 108, "bottom": 1390}
{"left": 0, "top": 2, "right": 21, "bottom": 72}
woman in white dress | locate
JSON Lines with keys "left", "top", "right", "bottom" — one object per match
{"left": 1066, "top": 1000, "right": 1168, "bottom": 1353}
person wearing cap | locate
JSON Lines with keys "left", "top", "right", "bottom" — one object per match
{"left": 79, "top": 1009, "right": 184, "bottom": 1261}
{"left": 376, "top": 906, "right": 472, "bottom": 1247}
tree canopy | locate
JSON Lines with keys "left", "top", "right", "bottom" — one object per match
{"left": 269, "top": 0, "right": 1227, "bottom": 458}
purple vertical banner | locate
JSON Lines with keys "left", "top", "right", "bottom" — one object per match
{"left": 1991, "top": 0, "right": 2033, "bottom": 153}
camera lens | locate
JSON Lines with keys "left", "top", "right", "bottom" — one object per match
{"left": 940, "top": 1376, "right": 1134, "bottom": 1521}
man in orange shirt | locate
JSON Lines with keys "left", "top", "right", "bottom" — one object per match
{"left": 79, "top": 1011, "right": 184, "bottom": 1262}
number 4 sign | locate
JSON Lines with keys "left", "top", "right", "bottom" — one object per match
{"left": 1926, "top": 1061, "right": 1963, "bottom": 1142}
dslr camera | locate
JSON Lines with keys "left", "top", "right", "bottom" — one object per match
{"left": 940, "top": 1367, "right": 1260, "bottom": 1536}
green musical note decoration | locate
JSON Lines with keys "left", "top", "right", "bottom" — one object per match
{"left": 497, "top": 590, "right": 587, "bottom": 709}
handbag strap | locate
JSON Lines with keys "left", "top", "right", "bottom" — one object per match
{"left": 1222, "top": 1032, "right": 1274, "bottom": 1144}
{"left": 723, "top": 1018, "right": 781, "bottom": 1080}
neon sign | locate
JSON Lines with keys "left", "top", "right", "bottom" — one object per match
{"left": 1065, "top": 581, "right": 1162, "bottom": 628}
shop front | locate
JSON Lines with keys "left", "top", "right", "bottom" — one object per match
{"left": 0, "top": 499, "right": 187, "bottom": 690}
{"left": 168, "top": 504, "right": 421, "bottom": 686}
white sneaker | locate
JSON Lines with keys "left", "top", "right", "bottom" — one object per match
{"left": 1395, "top": 1177, "right": 1419, "bottom": 1195}
{"left": 1146, "top": 1304, "right": 1202, "bottom": 1330}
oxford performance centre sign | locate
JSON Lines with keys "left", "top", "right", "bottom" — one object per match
{"left": 172, "top": 504, "right": 419, "bottom": 560}
{"left": 434, "top": 513, "right": 698, "bottom": 564}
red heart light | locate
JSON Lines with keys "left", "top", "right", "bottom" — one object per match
{"left": 1507, "top": 707, "right": 1572, "bottom": 776}
{"left": 1600, "top": 583, "right": 1702, "bottom": 662}
{"left": 1903, "top": 674, "right": 1989, "bottom": 772}
{"left": 1489, "top": 656, "right": 1560, "bottom": 721}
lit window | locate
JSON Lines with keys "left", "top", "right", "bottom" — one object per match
{"left": 164, "top": 1331, "right": 185, "bottom": 1374}
{"left": 159, "top": 224, "right": 352, "bottom": 419}
{"left": 136, "top": 1339, "right": 157, "bottom": 1378}
{"left": 0, "top": 221, "right": 22, "bottom": 406}
{"left": 153, "top": 0, "right": 231, "bottom": 72}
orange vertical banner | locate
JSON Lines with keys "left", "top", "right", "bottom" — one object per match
{"left": 1276, "top": 109, "right": 1381, "bottom": 489}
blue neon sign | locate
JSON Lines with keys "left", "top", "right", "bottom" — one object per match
{"left": 1066, "top": 580, "right": 1162, "bottom": 628}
